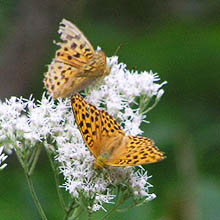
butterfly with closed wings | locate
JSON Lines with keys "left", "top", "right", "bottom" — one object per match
{"left": 44, "top": 19, "right": 110, "bottom": 99}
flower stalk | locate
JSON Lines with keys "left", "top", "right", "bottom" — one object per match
{"left": 46, "top": 147, "right": 67, "bottom": 213}
{"left": 14, "top": 145, "right": 48, "bottom": 220}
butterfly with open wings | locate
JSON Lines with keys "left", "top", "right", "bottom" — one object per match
{"left": 71, "top": 94, "right": 165, "bottom": 169}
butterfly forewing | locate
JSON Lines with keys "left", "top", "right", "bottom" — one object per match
{"left": 99, "top": 109, "right": 124, "bottom": 137}
{"left": 59, "top": 19, "right": 95, "bottom": 56}
{"left": 71, "top": 94, "right": 102, "bottom": 158}
{"left": 56, "top": 19, "right": 95, "bottom": 66}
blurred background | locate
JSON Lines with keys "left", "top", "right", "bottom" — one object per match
{"left": 0, "top": 0, "right": 219, "bottom": 219}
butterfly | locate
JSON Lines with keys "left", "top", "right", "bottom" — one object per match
{"left": 44, "top": 19, "right": 110, "bottom": 99}
{"left": 71, "top": 94, "right": 165, "bottom": 168}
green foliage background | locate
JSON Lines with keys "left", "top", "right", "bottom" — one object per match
{"left": 0, "top": 0, "right": 219, "bottom": 219}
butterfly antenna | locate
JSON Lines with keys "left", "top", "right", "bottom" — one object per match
{"left": 113, "top": 44, "right": 121, "bottom": 56}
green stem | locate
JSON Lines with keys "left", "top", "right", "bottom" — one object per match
{"left": 66, "top": 205, "right": 83, "bottom": 220}
{"left": 140, "top": 97, "right": 160, "bottom": 115}
{"left": 28, "top": 144, "right": 43, "bottom": 176}
{"left": 87, "top": 211, "right": 92, "bottom": 220}
{"left": 64, "top": 202, "right": 79, "bottom": 220}
{"left": 101, "top": 193, "right": 127, "bottom": 220}
{"left": 101, "top": 201, "right": 123, "bottom": 220}
{"left": 116, "top": 201, "right": 139, "bottom": 212}
{"left": 24, "top": 171, "right": 48, "bottom": 220}
{"left": 14, "top": 145, "right": 25, "bottom": 169}
{"left": 139, "top": 96, "right": 150, "bottom": 113}
{"left": 28, "top": 145, "right": 38, "bottom": 167}
{"left": 15, "top": 144, "right": 47, "bottom": 220}
{"left": 46, "top": 148, "right": 67, "bottom": 212}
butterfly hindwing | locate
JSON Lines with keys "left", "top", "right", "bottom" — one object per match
{"left": 105, "top": 136, "right": 165, "bottom": 166}
{"left": 44, "top": 60, "right": 83, "bottom": 98}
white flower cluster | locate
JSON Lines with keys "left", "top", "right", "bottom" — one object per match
{"left": 57, "top": 56, "right": 166, "bottom": 211}
{"left": 0, "top": 56, "right": 166, "bottom": 211}
{"left": 0, "top": 95, "right": 68, "bottom": 152}
{"left": 0, "top": 96, "right": 28, "bottom": 154}
{"left": 86, "top": 56, "right": 166, "bottom": 136}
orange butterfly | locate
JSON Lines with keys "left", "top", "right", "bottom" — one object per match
{"left": 71, "top": 94, "right": 165, "bottom": 168}
{"left": 44, "top": 19, "right": 110, "bottom": 99}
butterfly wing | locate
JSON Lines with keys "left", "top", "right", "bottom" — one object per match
{"left": 56, "top": 19, "right": 95, "bottom": 65}
{"left": 71, "top": 94, "right": 103, "bottom": 158}
{"left": 71, "top": 94, "right": 165, "bottom": 167}
{"left": 44, "top": 19, "right": 108, "bottom": 98}
{"left": 71, "top": 94, "right": 125, "bottom": 158}
{"left": 93, "top": 103, "right": 164, "bottom": 166}
{"left": 57, "top": 19, "right": 108, "bottom": 76}
{"left": 44, "top": 59, "right": 99, "bottom": 98}
{"left": 104, "top": 136, "right": 165, "bottom": 166}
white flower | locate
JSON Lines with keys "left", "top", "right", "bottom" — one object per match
{"left": 0, "top": 146, "right": 8, "bottom": 170}
{"left": 0, "top": 55, "right": 166, "bottom": 212}
{"left": 157, "top": 89, "right": 165, "bottom": 100}
{"left": 0, "top": 96, "right": 28, "bottom": 152}
{"left": 86, "top": 56, "right": 166, "bottom": 135}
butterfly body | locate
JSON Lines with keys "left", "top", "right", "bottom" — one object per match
{"left": 71, "top": 94, "right": 165, "bottom": 168}
{"left": 44, "top": 19, "right": 110, "bottom": 99}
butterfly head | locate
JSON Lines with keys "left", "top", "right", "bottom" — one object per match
{"left": 93, "top": 155, "right": 107, "bottom": 169}
{"left": 94, "top": 50, "right": 111, "bottom": 75}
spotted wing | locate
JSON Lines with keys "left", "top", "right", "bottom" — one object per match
{"left": 44, "top": 59, "right": 97, "bottom": 98}
{"left": 71, "top": 94, "right": 103, "bottom": 158}
{"left": 44, "top": 19, "right": 106, "bottom": 98}
{"left": 71, "top": 94, "right": 124, "bottom": 157}
{"left": 56, "top": 18, "right": 95, "bottom": 65}
{"left": 95, "top": 108, "right": 164, "bottom": 166}
{"left": 104, "top": 136, "right": 165, "bottom": 166}
{"left": 71, "top": 94, "right": 165, "bottom": 167}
